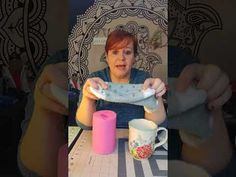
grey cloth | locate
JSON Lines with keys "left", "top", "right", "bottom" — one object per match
{"left": 167, "top": 78, "right": 212, "bottom": 139}
{"left": 168, "top": 103, "right": 212, "bottom": 139}
{"left": 90, "top": 82, "right": 158, "bottom": 112}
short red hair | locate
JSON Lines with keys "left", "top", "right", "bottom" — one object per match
{"left": 105, "top": 30, "right": 138, "bottom": 56}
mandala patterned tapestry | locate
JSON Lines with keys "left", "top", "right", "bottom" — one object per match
{"left": 68, "top": 0, "right": 168, "bottom": 85}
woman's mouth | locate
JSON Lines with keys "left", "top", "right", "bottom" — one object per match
{"left": 116, "top": 64, "right": 126, "bottom": 69}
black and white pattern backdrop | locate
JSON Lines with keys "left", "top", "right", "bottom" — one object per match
{"left": 68, "top": 0, "right": 223, "bottom": 85}
{"left": 0, "top": 0, "right": 223, "bottom": 79}
{"left": 169, "top": 0, "right": 222, "bottom": 56}
{"left": 0, "top": 0, "right": 48, "bottom": 77}
{"left": 68, "top": 0, "right": 168, "bottom": 84}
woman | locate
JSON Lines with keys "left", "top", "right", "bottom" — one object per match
{"left": 76, "top": 29, "right": 167, "bottom": 128}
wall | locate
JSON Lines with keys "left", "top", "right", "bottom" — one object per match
{"left": 197, "top": 0, "right": 236, "bottom": 81}
{"left": 1, "top": 0, "right": 235, "bottom": 80}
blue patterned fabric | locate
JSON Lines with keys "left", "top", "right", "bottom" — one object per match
{"left": 90, "top": 82, "right": 158, "bottom": 112}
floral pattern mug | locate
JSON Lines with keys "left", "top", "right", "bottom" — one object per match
{"left": 128, "top": 119, "right": 168, "bottom": 160}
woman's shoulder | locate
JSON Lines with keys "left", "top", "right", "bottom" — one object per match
{"left": 89, "top": 67, "right": 110, "bottom": 81}
{"left": 132, "top": 68, "right": 150, "bottom": 77}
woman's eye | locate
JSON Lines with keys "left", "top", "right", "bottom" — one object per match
{"left": 112, "top": 50, "right": 119, "bottom": 55}
{"left": 125, "top": 50, "right": 132, "bottom": 55}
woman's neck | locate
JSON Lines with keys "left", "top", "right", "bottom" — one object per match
{"left": 110, "top": 74, "right": 130, "bottom": 83}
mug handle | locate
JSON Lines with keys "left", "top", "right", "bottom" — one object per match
{"left": 154, "top": 127, "right": 168, "bottom": 149}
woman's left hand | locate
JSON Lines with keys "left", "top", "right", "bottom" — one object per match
{"left": 143, "top": 78, "right": 166, "bottom": 98}
{"left": 176, "top": 63, "right": 232, "bottom": 110}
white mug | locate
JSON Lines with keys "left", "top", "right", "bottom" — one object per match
{"left": 128, "top": 119, "right": 168, "bottom": 160}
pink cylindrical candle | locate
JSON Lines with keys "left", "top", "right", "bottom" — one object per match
{"left": 92, "top": 110, "right": 117, "bottom": 154}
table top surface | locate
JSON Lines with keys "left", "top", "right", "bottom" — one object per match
{"left": 68, "top": 126, "right": 167, "bottom": 177}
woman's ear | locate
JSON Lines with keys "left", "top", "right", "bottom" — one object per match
{"left": 105, "top": 53, "right": 108, "bottom": 62}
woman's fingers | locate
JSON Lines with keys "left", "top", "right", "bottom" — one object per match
{"left": 176, "top": 63, "right": 203, "bottom": 91}
{"left": 197, "top": 65, "right": 221, "bottom": 91}
{"left": 36, "top": 84, "right": 68, "bottom": 115}
{"left": 207, "top": 72, "right": 230, "bottom": 101}
{"left": 143, "top": 78, "right": 162, "bottom": 90}
{"left": 150, "top": 78, "right": 162, "bottom": 89}
{"left": 143, "top": 78, "right": 152, "bottom": 90}
{"left": 208, "top": 86, "right": 232, "bottom": 109}
{"left": 86, "top": 78, "right": 98, "bottom": 89}
{"left": 156, "top": 87, "right": 166, "bottom": 97}
{"left": 83, "top": 86, "right": 100, "bottom": 100}
{"left": 155, "top": 82, "right": 165, "bottom": 94}
{"left": 34, "top": 62, "right": 69, "bottom": 115}
{"left": 85, "top": 77, "right": 107, "bottom": 90}
{"left": 38, "top": 63, "right": 68, "bottom": 90}
{"left": 93, "top": 77, "right": 108, "bottom": 89}
{"left": 176, "top": 64, "right": 220, "bottom": 91}
{"left": 82, "top": 77, "right": 107, "bottom": 100}
{"left": 143, "top": 78, "right": 166, "bottom": 97}
{"left": 176, "top": 64, "right": 232, "bottom": 108}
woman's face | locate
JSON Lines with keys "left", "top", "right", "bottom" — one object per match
{"left": 106, "top": 41, "right": 135, "bottom": 82}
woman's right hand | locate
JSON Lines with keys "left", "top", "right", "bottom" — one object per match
{"left": 34, "top": 62, "right": 68, "bottom": 115}
{"left": 82, "top": 77, "right": 108, "bottom": 100}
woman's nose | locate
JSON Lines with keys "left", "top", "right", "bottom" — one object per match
{"left": 118, "top": 51, "right": 125, "bottom": 60}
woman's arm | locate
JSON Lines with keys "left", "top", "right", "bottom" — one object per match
{"left": 176, "top": 63, "right": 233, "bottom": 175}
{"left": 20, "top": 107, "right": 66, "bottom": 177}
{"left": 76, "top": 77, "right": 107, "bottom": 127}
{"left": 19, "top": 63, "right": 68, "bottom": 177}
{"left": 145, "top": 97, "right": 166, "bottom": 124}
{"left": 181, "top": 108, "right": 233, "bottom": 175}
{"left": 76, "top": 96, "right": 96, "bottom": 127}
{"left": 143, "top": 78, "right": 167, "bottom": 124}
